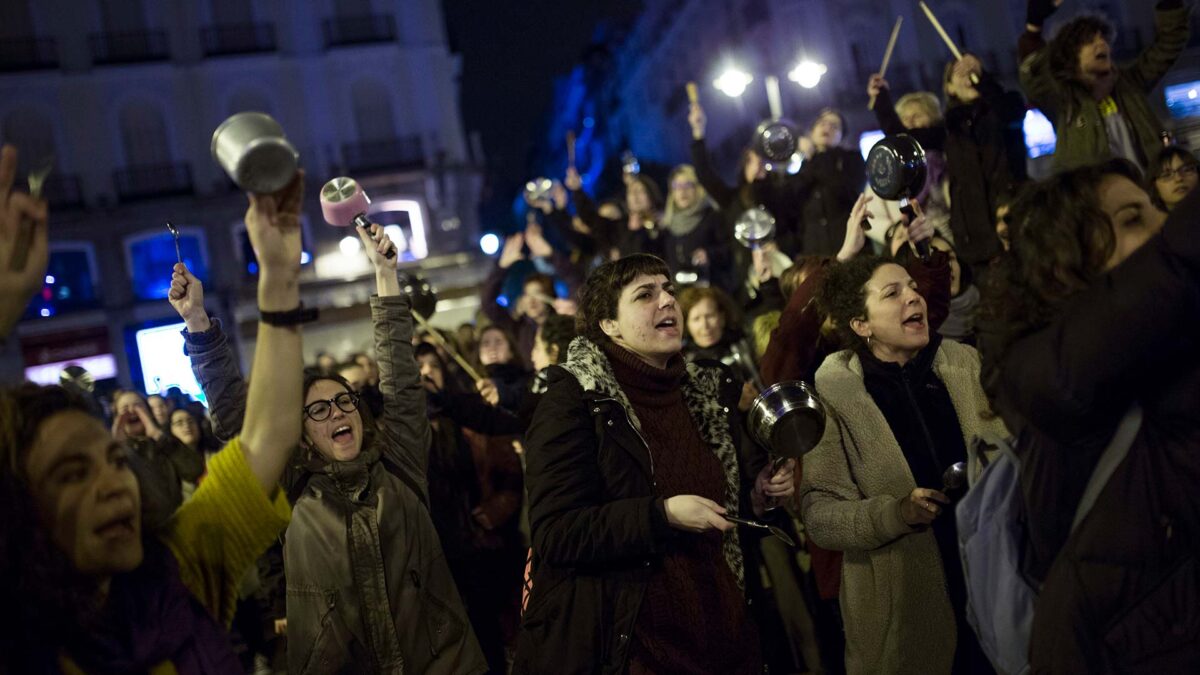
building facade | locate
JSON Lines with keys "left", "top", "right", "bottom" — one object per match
{"left": 0, "top": 0, "right": 485, "bottom": 394}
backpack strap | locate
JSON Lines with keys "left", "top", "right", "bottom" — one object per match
{"left": 1070, "top": 404, "right": 1143, "bottom": 534}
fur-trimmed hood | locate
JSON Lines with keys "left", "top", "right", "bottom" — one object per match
{"left": 557, "top": 336, "right": 747, "bottom": 589}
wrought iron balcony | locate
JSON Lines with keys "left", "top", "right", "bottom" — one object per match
{"left": 322, "top": 14, "right": 397, "bottom": 48}
{"left": 0, "top": 38, "right": 58, "bottom": 72}
{"left": 114, "top": 163, "right": 193, "bottom": 201}
{"left": 201, "top": 23, "right": 277, "bottom": 56}
{"left": 342, "top": 136, "right": 424, "bottom": 172}
{"left": 89, "top": 30, "right": 169, "bottom": 65}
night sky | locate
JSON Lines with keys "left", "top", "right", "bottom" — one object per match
{"left": 443, "top": 0, "right": 641, "bottom": 227}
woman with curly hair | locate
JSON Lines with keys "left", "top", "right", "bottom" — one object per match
{"left": 979, "top": 158, "right": 1199, "bottom": 671}
{"left": 799, "top": 252, "right": 1006, "bottom": 674}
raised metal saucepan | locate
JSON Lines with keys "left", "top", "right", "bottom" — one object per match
{"left": 748, "top": 380, "right": 828, "bottom": 460}
{"left": 211, "top": 111, "right": 299, "bottom": 194}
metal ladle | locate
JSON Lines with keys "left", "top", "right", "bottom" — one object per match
{"left": 724, "top": 515, "right": 796, "bottom": 547}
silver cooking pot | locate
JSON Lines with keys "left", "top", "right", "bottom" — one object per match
{"left": 748, "top": 381, "right": 828, "bottom": 459}
{"left": 211, "top": 112, "right": 299, "bottom": 194}
{"left": 733, "top": 206, "right": 776, "bottom": 249}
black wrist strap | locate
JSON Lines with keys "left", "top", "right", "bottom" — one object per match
{"left": 260, "top": 304, "right": 319, "bottom": 326}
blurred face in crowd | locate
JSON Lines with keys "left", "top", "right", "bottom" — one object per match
{"left": 353, "top": 353, "right": 379, "bottom": 386}
{"left": 1077, "top": 32, "right": 1115, "bottom": 95}
{"left": 671, "top": 175, "right": 700, "bottom": 211}
{"left": 520, "top": 280, "right": 552, "bottom": 323}
{"left": 338, "top": 364, "right": 368, "bottom": 393}
{"left": 302, "top": 379, "right": 364, "bottom": 462}
{"left": 1098, "top": 174, "right": 1167, "bottom": 271}
{"left": 626, "top": 180, "right": 651, "bottom": 215}
{"left": 316, "top": 353, "right": 336, "bottom": 374}
{"left": 531, "top": 330, "right": 559, "bottom": 372}
{"left": 114, "top": 392, "right": 150, "bottom": 438}
{"left": 147, "top": 395, "right": 172, "bottom": 427}
{"left": 995, "top": 204, "right": 1012, "bottom": 251}
{"left": 25, "top": 410, "right": 143, "bottom": 586}
{"left": 743, "top": 151, "right": 766, "bottom": 184}
{"left": 850, "top": 263, "right": 930, "bottom": 364}
{"left": 811, "top": 112, "right": 844, "bottom": 151}
{"left": 601, "top": 273, "right": 682, "bottom": 368}
{"left": 1154, "top": 155, "right": 1199, "bottom": 210}
{"left": 478, "top": 328, "right": 514, "bottom": 367}
{"left": 929, "top": 238, "right": 962, "bottom": 296}
{"left": 686, "top": 297, "right": 726, "bottom": 349}
{"left": 898, "top": 102, "right": 936, "bottom": 130}
{"left": 417, "top": 352, "right": 445, "bottom": 391}
{"left": 169, "top": 409, "right": 200, "bottom": 450}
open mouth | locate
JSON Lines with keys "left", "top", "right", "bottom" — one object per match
{"left": 902, "top": 312, "right": 926, "bottom": 330}
{"left": 331, "top": 425, "right": 354, "bottom": 444}
{"left": 95, "top": 513, "right": 137, "bottom": 540}
{"left": 655, "top": 317, "right": 679, "bottom": 334}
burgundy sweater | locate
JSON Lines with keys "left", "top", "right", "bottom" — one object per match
{"left": 603, "top": 343, "right": 760, "bottom": 675}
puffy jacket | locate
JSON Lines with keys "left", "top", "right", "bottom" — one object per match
{"left": 1018, "top": 0, "right": 1189, "bottom": 172}
{"left": 184, "top": 296, "right": 487, "bottom": 675}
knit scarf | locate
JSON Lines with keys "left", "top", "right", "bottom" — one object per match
{"left": 663, "top": 201, "right": 709, "bottom": 237}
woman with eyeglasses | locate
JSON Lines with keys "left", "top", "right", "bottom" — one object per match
{"left": 169, "top": 216, "right": 486, "bottom": 673}
{"left": 662, "top": 164, "right": 729, "bottom": 286}
{"left": 1149, "top": 145, "right": 1199, "bottom": 212}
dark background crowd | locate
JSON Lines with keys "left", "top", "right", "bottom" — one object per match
{"left": 1, "top": 0, "right": 1199, "bottom": 674}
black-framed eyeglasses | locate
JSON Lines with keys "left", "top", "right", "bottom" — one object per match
{"left": 303, "top": 392, "right": 359, "bottom": 421}
{"left": 1158, "top": 164, "right": 1198, "bottom": 181}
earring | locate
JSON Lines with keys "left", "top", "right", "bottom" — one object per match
{"left": 866, "top": 335, "right": 872, "bottom": 347}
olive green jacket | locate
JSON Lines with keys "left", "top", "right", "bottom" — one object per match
{"left": 1019, "top": 3, "right": 1190, "bottom": 171}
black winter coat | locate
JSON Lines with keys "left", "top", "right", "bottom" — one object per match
{"left": 513, "top": 338, "right": 768, "bottom": 674}
{"left": 981, "top": 189, "right": 1200, "bottom": 673}
{"left": 791, "top": 147, "right": 866, "bottom": 257}
{"left": 874, "top": 73, "right": 1026, "bottom": 267}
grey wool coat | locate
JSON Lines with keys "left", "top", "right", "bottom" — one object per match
{"left": 799, "top": 340, "right": 1007, "bottom": 675}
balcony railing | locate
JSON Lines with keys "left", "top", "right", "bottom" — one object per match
{"left": 0, "top": 37, "right": 58, "bottom": 72}
{"left": 201, "top": 23, "right": 277, "bottom": 56}
{"left": 342, "top": 136, "right": 424, "bottom": 172}
{"left": 43, "top": 174, "right": 84, "bottom": 210}
{"left": 89, "top": 30, "right": 169, "bottom": 65}
{"left": 114, "top": 162, "right": 193, "bottom": 201}
{"left": 322, "top": 14, "right": 397, "bottom": 48}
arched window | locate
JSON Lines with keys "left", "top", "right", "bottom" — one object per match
{"left": 118, "top": 100, "right": 171, "bottom": 166}
{"left": 350, "top": 78, "right": 396, "bottom": 142}
{"left": 1, "top": 107, "right": 57, "bottom": 171}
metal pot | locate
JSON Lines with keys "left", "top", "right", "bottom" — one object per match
{"left": 748, "top": 380, "right": 828, "bottom": 459}
{"left": 754, "top": 118, "right": 799, "bottom": 163}
{"left": 866, "top": 134, "right": 927, "bottom": 201}
{"left": 400, "top": 273, "right": 438, "bottom": 318}
{"left": 733, "top": 206, "right": 776, "bottom": 249}
{"left": 211, "top": 112, "right": 299, "bottom": 194}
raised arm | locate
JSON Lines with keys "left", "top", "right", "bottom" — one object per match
{"left": 1127, "top": 0, "right": 1190, "bottom": 92}
{"left": 480, "top": 234, "right": 523, "bottom": 330}
{"left": 238, "top": 172, "right": 306, "bottom": 494}
{"left": 359, "top": 222, "right": 432, "bottom": 497}
{"left": 170, "top": 265, "right": 247, "bottom": 442}
{"left": 0, "top": 145, "right": 49, "bottom": 384}
{"left": 1018, "top": 0, "right": 1063, "bottom": 121}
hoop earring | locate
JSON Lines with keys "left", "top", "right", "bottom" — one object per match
{"left": 866, "top": 335, "right": 872, "bottom": 348}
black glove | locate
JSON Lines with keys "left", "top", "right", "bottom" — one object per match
{"left": 1026, "top": 0, "right": 1059, "bottom": 27}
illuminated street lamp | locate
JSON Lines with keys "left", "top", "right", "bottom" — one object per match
{"left": 788, "top": 60, "right": 828, "bottom": 89}
{"left": 714, "top": 67, "right": 754, "bottom": 98}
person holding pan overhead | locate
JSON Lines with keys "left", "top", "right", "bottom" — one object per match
{"left": 799, "top": 250, "right": 1008, "bottom": 674}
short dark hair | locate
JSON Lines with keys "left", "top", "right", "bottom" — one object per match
{"left": 816, "top": 255, "right": 897, "bottom": 351}
{"left": 576, "top": 254, "right": 671, "bottom": 345}
{"left": 1049, "top": 14, "right": 1115, "bottom": 84}
{"left": 301, "top": 373, "right": 375, "bottom": 451}
{"left": 537, "top": 314, "right": 578, "bottom": 366}
{"left": 522, "top": 272, "right": 556, "bottom": 299}
{"left": 1147, "top": 145, "right": 1198, "bottom": 210}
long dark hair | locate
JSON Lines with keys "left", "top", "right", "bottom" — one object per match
{"left": 980, "top": 159, "right": 1141, "bottom": 363}
{"left": 0, "top": 385, "right": 113, "bottom": 668}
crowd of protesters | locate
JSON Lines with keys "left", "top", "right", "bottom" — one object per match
{"left": 0, "top": 0, "right": 1198, "bottom": 673}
